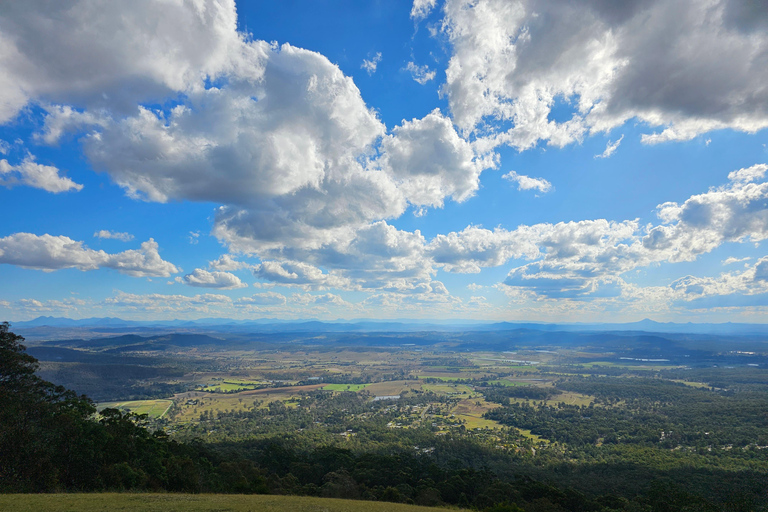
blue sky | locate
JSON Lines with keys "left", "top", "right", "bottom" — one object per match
{"left": 2, "top": 0, "right": 768, "bottom": 322}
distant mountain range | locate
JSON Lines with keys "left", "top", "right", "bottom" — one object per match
{"left": 8, "top": 315, "right": 768, "bottom": 336}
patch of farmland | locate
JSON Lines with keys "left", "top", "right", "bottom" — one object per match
{"left": 365, "top": 380, "right": 422, "bottom": 396}
{"left": 97, "top": 399, "right": 173, "bottom": 419}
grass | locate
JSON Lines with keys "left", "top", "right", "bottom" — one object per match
{"left": 417, "top": 375, "right": 464, "bottom": 382}
{"left": 173, "top": 384, "right": 325, "bottom": 422}
{"left": 98, "top": 400, "right": 173, "bottom": 419}
{"left": 422, "top": 383, "right": 474, "bottom": 396}
{"left": 485, "top": 379, "right": 528, "bottom": 387}
{"left": 517, "top": 428, "right": 549, "bottom": 444}
{"left": 0, "top": 493, "right": 465, "bottom": 512}
{"left": 365, "top": 380, "right": 421, "bottom": 396}
{"left": 322, "top": 383, "right": 370, "bottom": 392}
{"left": 451, "top": 397, "right": 502, "bottom": 429}
{"left": 202, "top": 382, "right": 261, "bottom": 392}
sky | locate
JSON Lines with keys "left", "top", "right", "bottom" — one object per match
{"left": 1, "top": 0, "right": 768, "bottom": 323}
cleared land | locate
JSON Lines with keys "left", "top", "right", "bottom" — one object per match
{"left": 98, "top": 399, "right": 173, "bottom": 419}
{"left": 0, "top": 494, "right": 466, "bottom": 512}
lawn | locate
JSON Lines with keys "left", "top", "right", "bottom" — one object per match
{"left": 0, "top": 493, "right": 465, "bottom": 512}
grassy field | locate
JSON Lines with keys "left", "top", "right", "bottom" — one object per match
{"left": 98, "top": 400, "right": 173, "bottom": 419}
{"left": 451, "top": 397, "right": 502, "bottom": 429}
{"left": 365, "top": 380, "right": 421, "bottom": 396}
{"left": 0, "top": 493, "right": 466, "bottom": 512}
{"left": 173, "top": 384, "right": 325, "bottom": 422}
{"left": 201, "top": 381, "right": 267, "bottom": 393}
{"left": 485, "top": 379, "right": 528, "bottom": 387}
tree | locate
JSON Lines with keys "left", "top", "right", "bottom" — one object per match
{"left": 0, "top": 322, "right": 101, "bottom": 490}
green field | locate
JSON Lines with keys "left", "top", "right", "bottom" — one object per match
{"left": 202, "top": 382, "right": 263, "bottom": 392}
{"left": 322, "top": 383, "right": 370, "bottom": 392}
{"left": 417, "top": 375, "right": 464, "bottom": 382}
{"left": 97, "top": 399, "right": 173, "bottom": 419}
{"left": 485, "top": 379, "right": 528, "bottom": 387}
{"left": 0, "top": 494, "right": 465, "bottom": 512}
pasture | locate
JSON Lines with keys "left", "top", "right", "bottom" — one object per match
{"left": 98, "top": 399, "right": 173, "bottom": 419}
{"left": 0, "top": 493, "right": 465, "bottom": 512}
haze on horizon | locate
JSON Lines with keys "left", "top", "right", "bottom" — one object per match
{"left": 1, "top": 0, "right": 768, "bottom": 324}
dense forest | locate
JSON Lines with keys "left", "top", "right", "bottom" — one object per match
{"left": 3, "top": 322, "right": 768, "bottom": 511}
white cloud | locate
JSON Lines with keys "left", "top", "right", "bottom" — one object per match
{"left": 722, "top": 256, "right": 751, "bottom": 265}
{"left": 13, "top": 297, "right": 88, "bottom": 315}
{"left": 0, "top": 233, "right": 179, "bottom": 277}
{"left": 0, "top": 0, "right": 250, "bottom": 123}
{"left": 411, "top": 0, "right": 438, "bottom": 20}
{"left": 405, "top": 61, "right": 436, "bottom": 85}
{"left": 94, "top": 230, "right": 134, "bottom": 242}
{"left": 502, "top": 171, "right": 552, "bottom": 193}
{"left": 642, "top": 164, "right": 768, "bottom": 262}
{"left": 0, "top": 154, "right": 82, "bottom": 193}
{"left": 290, "top": 292, "right": 354, "bottom": 308}
{"left": 595, "top": 135, "right": 624, "bottom": 159}
{"left": 104, "top": 291, "right": 233, "bottom": 314}
{"left": 209, "top": 254, "right": 252, "bottom": 271}
{"left": 236, "top": 292, "right": 286, "bottom": 306}
{"left": 381, "top": 109, "right": 484, "bottom": 207}
{"left": 439, "top": 0, "right": 768, "bottom": 150}
{"left": 188, "top": 231, "right": 200, "bottom": 245}
{"left": 181, "top": 268, "right": 247, "bottom": 289}
{"left": 361, "top": 52, "right": 382, "bottom": 75}
{"left": 81, "top": 42, "right": 399, "bottom": 254}
{"left": 253, "top": 260, "right": 353, "bottom": 290}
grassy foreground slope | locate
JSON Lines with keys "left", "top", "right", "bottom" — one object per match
{"left": 0, "top": 493, "right": 467, "bottom": 512}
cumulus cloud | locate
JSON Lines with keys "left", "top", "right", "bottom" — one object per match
{"left": 0, "top": 0, "right": 250, "bottom": 122}
{"left": 209, "top": 254, "right": 252, "bottom": 271}
{"left": 0, "top": 0, "right": 492, "bottom": 285}
{"left": 405, "top": 61, "right": 436, "bottom": 84}
{"left": 13, "top": 297, "right": 88, "bottom": 315}
{"left": 439, "top": 0, "right": 768, "bottom": 150}
{"left": 411, "top": 0, "right": 438, "bottom": 20}
{"left": 642, "top": 164, "right": 768, "bottom": 262}
{"left": 422, "top": 162, "right": 768, "bottom": 299}
{"left": 80, "top": 41, "right": 403, "bottom": 254}
{"left": 253, "top": 260, "right": 353, "bottom": 290}
{"left": 495, "top": 164, "right": 768, "bottom": 298}
{"left": 0, "top": 155, "right": 82, "bottom": 192}
{"left": 236, "top": 292, "right": 286, "bottom": 306}
{"left": 595, "top": 135, "right": 624, "bottom": 159}
{"left": 502, "top": 171, "right": 552, "bottom": 193}
{"left": 0, "top": 233, "right": 179, "bottom": 277}
{"left": 361, "top": 52, "right": 382, "bottom": 75}
{"left": 181, "top": 268, "right": 247, "bottom": 289}
{"left": 667, "top": 256, "right": 768, "bottom": 304}
{"left": 722, "top": 256, "right": 751, "bottom": 265}
{"left": 290, "top": 292, "right": 353, "bottom": 308}
{"left": 381, "top": 109, "right": 484, "bottom": 207}
{"left": 94, "top": 230, "right": 134, "bottom": 242}
{"left": 103, "top": 291, "right": 232, "bottom": 314}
